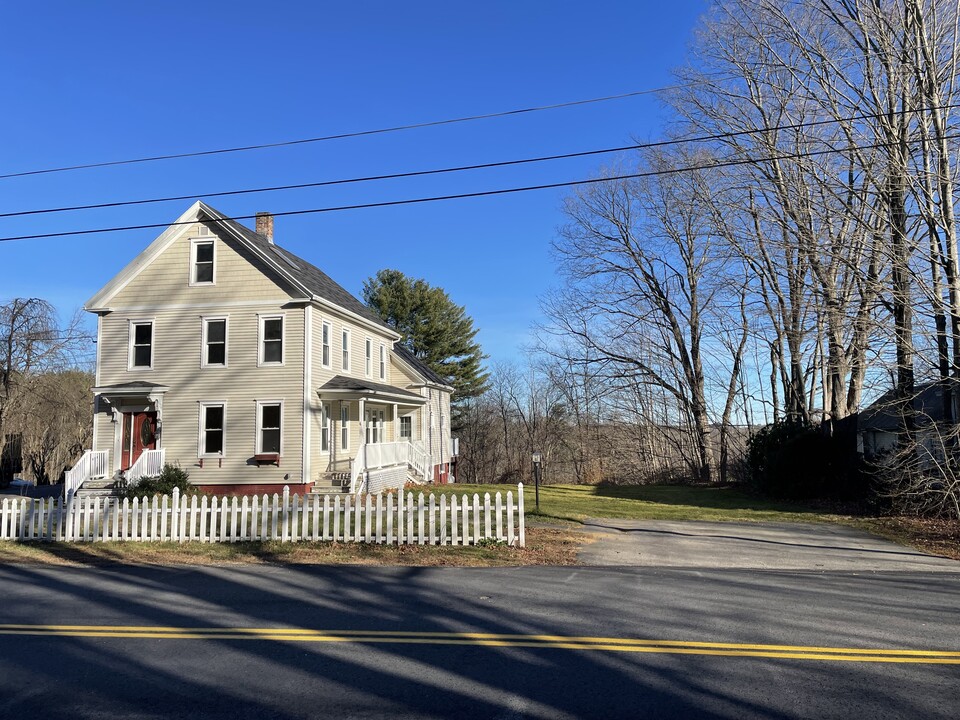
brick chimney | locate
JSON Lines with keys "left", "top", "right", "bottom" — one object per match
{"left": 255, "top": 212, "right": 274, "bottom": 244}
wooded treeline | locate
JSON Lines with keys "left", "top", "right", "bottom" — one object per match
{"left": 0, "top": 298, "right": 94, "bottom": 485}
{"left": 458, "top": 1, "right": 960, "bottom": 516}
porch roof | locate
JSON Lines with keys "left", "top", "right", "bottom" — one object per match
{"left": 318, "top": 376, "right": 426, "bottom": 405}
{"left": 92, "top": 381, "right": 170, "bottom": 397}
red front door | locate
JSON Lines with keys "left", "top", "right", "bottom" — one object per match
{"left": 121, "top": 412, "right": 158, "bottom": 470}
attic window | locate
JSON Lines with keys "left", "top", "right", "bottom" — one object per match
{"left": 191, "top": 239, "right": 215, "bottom": 285}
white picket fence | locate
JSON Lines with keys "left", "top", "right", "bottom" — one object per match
{"left": 0, "top": 484, "right": 525, "bottom": 547}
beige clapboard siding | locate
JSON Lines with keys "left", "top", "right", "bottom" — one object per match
{"left": 423, "top": 387, "right": 451, "bottom": 468}
{"left": 308, "top": 309, "right": 400, "bottom": 479}
{"left": 95, "top": 304, "right": 306, "bottom": 485}
{"left": 110, "top": 222, "right": 294, "bottom": 307}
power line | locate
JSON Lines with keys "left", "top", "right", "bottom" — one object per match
{"left": 4, "top": 102, "right": 957, "bottom": 220}
{"left": 0, "top": 87, "right": 688, "bottom": 182}
{"left": 2, "top": 131, "right": 953, "bottom": 244}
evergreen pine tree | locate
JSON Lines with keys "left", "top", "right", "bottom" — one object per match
{"left": 362, "top": 269, "right": 489, "bottom": 411}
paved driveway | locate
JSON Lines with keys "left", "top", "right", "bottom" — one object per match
{"left": 578, "top": 519, "right": 960, "bottom": 571}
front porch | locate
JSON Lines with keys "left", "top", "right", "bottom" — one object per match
{"left": 67, "top": 381, "right": 170, "bottom": 497}
{"left": 316, "top": 376, "right": 428, "bottom": 495}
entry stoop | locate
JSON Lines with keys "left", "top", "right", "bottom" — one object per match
{"left": 74, "top": 478, "right": 125, "bottom": 499}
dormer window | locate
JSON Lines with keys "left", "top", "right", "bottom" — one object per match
{"left": 190, "top": 239, "right": 215, "bottom": 285}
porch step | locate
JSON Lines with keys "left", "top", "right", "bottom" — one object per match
{"left": 309, "top": 484, "right": 351, "bottom": 495}
{"left": 73, "top": 474, "right": 127, "bottom": 498}
{"left": 82, "top": 479, "right": 116, "bottom": 491}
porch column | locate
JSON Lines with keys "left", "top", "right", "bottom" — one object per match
{"left": 392, "top": 403, "right": 398, "bottom": 442}
{"left": 358, "top": 397, "right": 366, "bottom": 471}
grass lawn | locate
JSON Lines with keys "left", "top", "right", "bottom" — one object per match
{"left": 0, "top": 527, "right": 580, "bottom": 567}
{"left": 422, "top": 483, "right": 850, "bottom": 524}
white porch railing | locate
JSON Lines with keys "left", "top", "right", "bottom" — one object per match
{"left": 407, "top": 440, "right": 428, "bottom": 480}
{"left": 64, "top": 450, "right": 109, "bottom": 499}
{"left": 127, "top": 449, "right": 166, "bottom": 482}
{"left": 349, "top": 440, "right": 428, "bottom": 494}
{"left": 348, "top": 442, "right": 367, "bottom": 495}
{"left": 365, "top": 441, "right": 408, "bottom": 469}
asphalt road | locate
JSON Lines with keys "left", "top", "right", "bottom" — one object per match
{"left": 1, "top": 563, "right": 958, "bottom": 719}
{"left": 577, "top": 519, "right": 960, "bottom": 570}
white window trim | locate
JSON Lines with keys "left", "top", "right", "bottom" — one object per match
{"left": 255, "top": 399, "right": 284, "bottom": 455}
{"left": 400, "top": 415, "right": 413, "bottom": 440}
{"left": 342, "top": 328, "right": 352, "bottom": 373}
{"left": 340, "top": 403, "right": 350, "bottom": 451}
{"left": 189, "top": 238, "right": 216, "bottom": 287}
{"left": 198, "top": 401, "right": 227, "bottom": 458}
{"left": 321, "top": 320, "right": 332, "bottom": 369}
{"left": 200, "top": 315, "right": 229, "bottom": 368}
{"left": 379, "top": 343, "right": 386, "bottom": 380}
{"left": 127, "top": 318, "right": 155, "bottom": 371}
{"left": 320, "top": 402, "right": 332, "bottom": 453}
{"left": 365, "top": 337, "right": 372, "bottom": 378}
{"left": 258, "top": 313, "right": 285, "bottom": 367}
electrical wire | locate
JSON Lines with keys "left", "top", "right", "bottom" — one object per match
{"left": 0, "top": 87, "right": 688, "bottom": 181}
{"left": 3, "top": 130, "right": 955, "bottom": 244}
{"left": 3, "top": 102, "right": 957, "bottom": 220}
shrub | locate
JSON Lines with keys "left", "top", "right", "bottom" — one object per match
{"left": 122, "top": 462, "right": 193, "bottom": 500}
{"left": 747, "top": 421, "right": 865, "bottom": 500}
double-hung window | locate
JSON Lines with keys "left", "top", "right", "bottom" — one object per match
{"left": 259, "top": 316, "right": 284, "bottom": 365}
{"left": 379, "top": 344, "right": 386, "bottom": 380}
{"left": 202, "top": 317, "right": 227, "bottom": 367}
{"left": 199, "top": 403, "right": 225, "bottom": 457}
{"left": 400, "top": 416, "right": 412, "bottom": 440}
{"left": 257, "top": 401, "right": 282, "bottom": 454}
{"left": 365, "top": 338, "right": 372, "bottom": 377}
{"left": 342, "top": 329, "right": 351, "bottom": 372}
{"left": 321, "top": 321, "right": 331, "bottom": 368}
{"left": 320, "top": 403, "right": 331, "bottom": 452}
{"left": 340, "top": 404, "right": 349, "bottom": 450}
{"left": 129, "top": 321, "right": 153, "bottom": 369}
{"left": 191, "top": 239, "right": 215, "bottom": 285}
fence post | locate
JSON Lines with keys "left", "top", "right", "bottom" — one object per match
{"left": 451, "top": 494, "right": 458, "bottom": 546}
{"left": 170, "top": 487, "right": 180, "bottom": 541}
{"left": 18, "top": 499, "right": 28, "bottom": 540}
{"left": 472, "top": 494, "right": 481, "bottom": 543}
{"left": 281, "top": 487, "right": 290, "bottom": 543}
{"left": 161, "top": 494, "right": 169, "bottom": 541}
{"left": 271, "top": 493, "right": 280, "bottom": 541}
{"left": 417, "top": 493, "right": 425, "bottom": 546}
{"left": 387, "top": 493, "right": 394, "bottom": 545}
{"left": 440, "top": 495, "right": 447, "bottom": 545}
{"left": 364, "top": 494, "right": 372, "bottom": 543}
{"left": 517, "top": 483, "right": 525, "bottom": 548}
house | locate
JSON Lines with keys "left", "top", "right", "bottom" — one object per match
{"left": 856, "top": 380, "right": 955, "bottom": 462}
{"left": 65, "top": 201, "right": 456, "bottom": 497}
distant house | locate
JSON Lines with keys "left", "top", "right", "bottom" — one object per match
{"left": 857, "top": 381, "right": 953, "bottom": 461}
{"left": 65, "top": 201, "right": 456, "bottom": 497}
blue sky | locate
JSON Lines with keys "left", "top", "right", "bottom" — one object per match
{"left": 0, "top": 1, "right": 709, "bottom": 365}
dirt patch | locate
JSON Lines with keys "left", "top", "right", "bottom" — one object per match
{"left": 859, "top": 516, "right": 960, "bottom": 561}
{"left": 0, "top": 528, "right": 581, "bottom": 567}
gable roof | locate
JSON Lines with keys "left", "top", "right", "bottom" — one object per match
{"left": 392, "top": 344, "right": 453, "bottom": 390}
{"left": 85, "top": 201, "right": 399, "bottom": 338}
{"left": 859, "top": 380, "right": 952, "bottom": 431}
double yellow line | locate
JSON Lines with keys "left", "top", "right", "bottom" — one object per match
{"left": 1, "top": 624, "right": 957, "bottom": 664}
